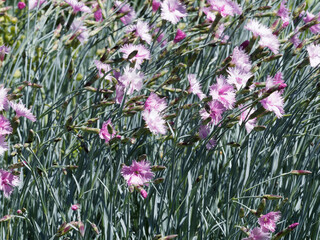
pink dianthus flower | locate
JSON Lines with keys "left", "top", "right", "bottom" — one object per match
{"left": 307, "top": 43, "right": 320, "bottom": 67}
{"left": 161, "top": 0, "right": 187, "bottom": 24}
{"left": 119, "top": 66, "right": 144, "bottom": 95}
{"left": 64, "top": 0, "right": 91, "bottom": 13}
{"left": 242, "top": 227, "right": 271, "bottom": 240}
{"left": 303, "top": 12, "right": 320, "bottom": 34}
{"left": 0, "top": 169, "right": 20, "bottom": 198}
{"left": 94, "top": 60, "right": 112, "bottom": 81}
{"left": 188, "top": 74, "right": 206, "bottom": 100}
{"left": 200, "top": 100, "right": 226, "bottom": 125}
{"left": 152, "top": 0, "right": 161, "bottom": 12}
{"left": 231, "top": 46, "right": 252, "bottom": 72}
{"left": 227, "top": 67, "right": 253, "bottom": 90}
{"left": 119, "top": 44, "right": 150, "bottom": 69}
{"left": 245, "top": 20, "right": 280, "bottom": 54}
{"left": 258, "top": 211, "right": 281, "bottom": 233}
{"left": 207, "top": 0, "right": 242, "bottom": 17}
{"left": 29, "top": 0, "right": 46, "bottom": 10}
{"left": 127, "top": 20, "right": 152, "bottom": 44}
{"left": 145, "top": 92, "right": 167, "bottom": 113}
{"left": 142, "top": 110, "right": 167, "bottom": 135}
{"left": 121, "top": 160, "right": 154, "bottom": 187}
{"left": 115, "top": 1, "right": 136, "bottom": 25}
{"left": 277, "top": 0, "right": 290, "bottom": 27}
{"left": 209, "top": 76, "right": 236, "bottom": 109}
{"left": 10, "top": 101, "right": 37, "bottom": 122}
{"left": 260, "top": 92, "right": 284, "bottom": 118}
{"left": 0, "top": 115, "right": 12, "bottom": 136}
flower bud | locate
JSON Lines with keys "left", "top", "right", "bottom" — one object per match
{"left": 289, "top": 170, "right": 312, "bottom": 175}
{"left": 174, "top": 29, "right": 186, "bottom": 43}
{"left": 71, "top": 204, "right": 80, "bottom": 211}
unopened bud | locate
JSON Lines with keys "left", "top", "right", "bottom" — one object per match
{"left": 263, "top": 194, "right": 283, "bottom": 200}
{"left": 289, "top": 170, "right": 312, "bottom": 175}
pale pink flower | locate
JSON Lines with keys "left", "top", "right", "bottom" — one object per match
{"left": 119, "top": 67, "right": 144, "bottom": 94}
{"left": 70, "top": 19, "right": 89, "bottom": 43}
{"left": 245, "top": 20, "right": 280, "bottom": 54}
{"left": 307, "top": 43, "right": 320, "bottom": 67}
{"left": 209, "top": 76, "right": 236, "bottom": 109}
{"left": 207, "top": 0, "right": 242, "bottom": 17}
{"left": 18, "top": 2, "right": 26, "bottom": 9}
{"left": 127, "top": 20, "right": 152, "bottom": 44}
{"left": 161, "top": 0, "right": 187, "bottom": 24}
{"left": 245, "top": 19, "right": 272, "bottom": 38}
{"left": 188, "top": 74, "right": 206, "bottom": 100}
{"left": 142, "top": 110, "right": 167, "bottom": 134}
{"left": 265, "top": 72, "right": 286, "bottom": 93}
{"left": 29, "top": 0, "right": 46, "bottom": 10}
{"left": 239, "top": 105, "right": 256, "bottom": 133}
{"left": 119, "top": 44, "right": 150, "bottom": 69}
{"left": 260, "top": 91, "right": 284, "bottom": 118}
{"left": 65, "top": 0, "right": 91, "bottom": 13}
{"left": 0, "top": 136, "right": 8, "bottom": 156}
{"left": 94, "top": 8, "right": 103, "bottom": 22}
{"left": 0, "top": 86, "right": 8, "bottom": 111}
{"left": 99, "top": 119, "right": 117, "bottom": 143}
{"left": 303, "top": 12, "right": 320, "bottom": 34}
{"left": 121, "top": 160, "right": 154, "bottom": 186}
{"left": 0, "top": 45, "right": 10, "bottom": 62}
{"left": 0, "top": 115, "right": 12, "bottom": 136}
{"left": 227, "top": 67, "right": 253, "bottom": 90}
{"left": 94, "top": 60, "right": 112, "bottom": 81}
{"left": 242, "top": 227, "right": 271, "bottom": 240}
{"left": 0, "top": 169, "right": 20, "bottom": 198}
{"left": 174, "top": 29, "right": 186, "bottom": 43}
{"left": 203, "top": 7, "right": 216, "bottom": 22}
{"left": 258, "top": 34, "right": 280, "bottom": 54}
{"left": 145, "top": 93, "right": 167, "bottom": 113}
{"left": 199, "top": 125, "right": 216, "bottom": 149}
{"left": 115, "top": 1, "right": 136, "bottom": 25}
{"left": 152, "top": 0, "right": 161, "bottom": 12}
{"left": 231, "top": 46, "right": 252, "bottom": 72}
{"left": 10, "top": 101, "right": 37, "bottom": 122}
{"left": 200, "top": 100, "right": 226, "bottom": 125}
{"left": 258, "top": 211, "right": 281, "bottom": 232}
{"left": 277, "top": 0, "right": 290, "bottom": 27}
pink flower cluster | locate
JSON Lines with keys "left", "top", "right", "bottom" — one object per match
{"left": 0, "top": 86, "right": 36, "bottom": 155}
{"left": 142, "top": 93, "right": 168, "bottom": 135}
{"left": 243, "top": 211, "right": 281, "bottom": 240}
